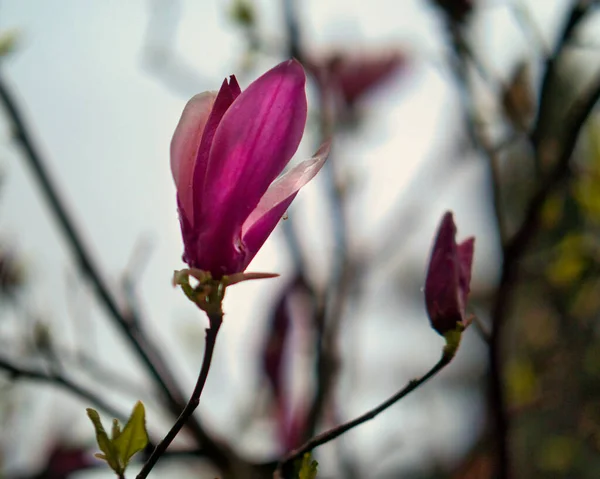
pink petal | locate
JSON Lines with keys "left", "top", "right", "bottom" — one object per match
{"left": 335, "top": 52, "right": 404, "bottom": 104}
{"left": 170, "top": 92, "right": 217, "bottom": 221}
{"left": 241, "top": 142, "right": 329, "bottom": 269}
{"left": 199, "top": 59, "right": 308, "bottom": 231}
{"left": 424, "top": 212, "right": 461, "bottom": 332}
{"left": 191, "top": 76, "right": 241, "bottom": 223}
{"left": 457, "top": 237, "right": 475, "bottom": 307}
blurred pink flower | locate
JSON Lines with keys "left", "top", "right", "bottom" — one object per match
{"left": 171, "top": 60, "right": 329, "bottom": 278}
{"left": 305, "top": 50, "right": 405, "bottom": 110}
{"left": 425, "top": 212, "right": 475, "bottom": 335}
{"left": 262, "top": 275, "right": 313, "bottom": 451}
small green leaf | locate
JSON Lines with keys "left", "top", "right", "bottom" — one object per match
{"left": 298, "top": 452, "right": 318, "bottom": 479}
{"left": 86, "top": 408, "right": 122, "bottom": 474}
{"left": 0, "top": 29, "right": 18, "bottom": 57}
{"left": 230, "top": 0, "right": 255, "bottom": 26}
{"left": 113, "top": 401, "right": 149, "bottom": 469}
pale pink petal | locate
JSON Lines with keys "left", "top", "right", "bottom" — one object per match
{"left": 240, "top": 142, "right": 329, "bottom": 269}
{"left": 170, "top": 91, "right": 216, "bottom": 220}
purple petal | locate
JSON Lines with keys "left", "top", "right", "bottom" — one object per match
{"left": 457, "top": 237, "right": 475, "bottom": 308}
{"left": 335, "top": 51, "right": 405, "bottom": 105}
{"left": 425, "top": 212, "right": 462, "bottom": 334}
{"left": 263, "top": 282, "right": 294, "bottom": 399}
{"left": 199, "top": 59, "right": 308, "bottom": 233}
{"left": 170, "top": 92, "right": 217, "bottom": 221}
{"left": 240, "top": 142, "right": 329, "bottom": 269}
{"left": 191, "top": 76, "right": 241, "bottom": 224}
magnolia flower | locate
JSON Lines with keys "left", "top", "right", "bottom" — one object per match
{"left": 305, "top": 50, "right": 405, "bottom": 110}
{"left": 424, "top": 212, "right": 475, "bottom": 335}
{"left": 262, "top": 275, "right": 312, "bottom": 451}
{"left": 171, "top": 60, "right": 329, "bottom": 278}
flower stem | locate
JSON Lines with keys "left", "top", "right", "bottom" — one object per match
{"left": 276, "top": 351, "right": 453, "bottom": 476}
{"left": 136, "top": 313, "right": 223, "bottom": 479}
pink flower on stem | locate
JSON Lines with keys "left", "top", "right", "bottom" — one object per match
{"left": 424, "top": 212, "right": 475, "bottom": 336}
{"left": 171, "top": 60, "right": 329, "bottom": 278}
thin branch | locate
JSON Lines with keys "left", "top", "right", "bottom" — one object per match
{"left": 470, "top": 313, "right": 491, "bottom": 345}
{"left": 0, "top": 354, "right": 126, "bottom": 422}
{"left": 276, "top": 351, "right": 453, "bottom": 477}
{"left": 0, "top": 73, "right": 236, "bottom": 471}
{"left": 532, "top": 0, "right": 595, "bottom": 147}
{"left": 0, "top": 353, "right": 210, "bottom": 476}
{"left": 304, "top": 256, "right": 354, "bottom": 439}
{"left": 73, "top": 350, "right": 154, "bottom": 403}
{"left": 137, "top": 313, "right": 222, "bottom": 479}
{"left": 447, "top": 25, "right": 511, "bottom": 253}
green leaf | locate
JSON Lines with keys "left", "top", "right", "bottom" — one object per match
{"left": 86, "top": 408, "right": 122, "bottom": 474}
{"left": 112, "top": 401, "right": 149, "bottom": 469}
{"left": 230, "top": 0, "right": 255, "bottom": 26}
{"left": 298, "top": 453, "right": 318, "bottom": 479}
{"left": 0, "top": 29, "right": 18, "bottom": 58}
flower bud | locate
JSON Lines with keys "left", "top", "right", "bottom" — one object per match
{"left": 425, "top": 212, "right": 475, "bottom": 336}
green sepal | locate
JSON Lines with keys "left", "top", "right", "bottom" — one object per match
{"left": 443, "top": 323, "right": 465, "bottom": 359}
{"left": 173, "top": 268, "right": 277, "bottom": 316}
{"left": 297, "top": 452, "right": 318, "bottom": 479}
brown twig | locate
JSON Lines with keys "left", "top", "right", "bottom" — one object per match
{"left": 137, "top": 312, "right": 222, "bottom": 479}
{"left": 276, "top": 351, "right": 453, "bottom": 477}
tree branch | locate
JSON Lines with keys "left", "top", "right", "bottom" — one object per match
{"left": 137, "top": 313, "right": 222, "bottom": 479}
{"left": 532, "top": 0, "right": 596, "bottom": 147}
{"left": 0, "top": 354, "right": 126, "bottom": 421}
{"left": 276, "top": 351, "right": 453, "bottom": 477}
